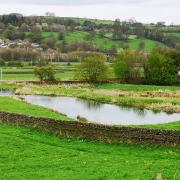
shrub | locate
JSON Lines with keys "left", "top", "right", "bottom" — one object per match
{"left": 0, "top": 59, "right": 5, "bottom": 66}
{"left": 34, "top": 65, "right": 56, "bottom": 81}
{"left": 76, "top": 53, "right": 109, "bottom": 83}
{"left": 144, "top": 54, "right": 178, "bottom": 85}
{"left": 7, "top": 61, "right": 23, "bottom": 67}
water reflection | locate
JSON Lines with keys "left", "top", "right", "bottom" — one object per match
{"left": 76, "top": 98, "right": 102, "bottom": 110}
{"left": 0, "top": 89, "right": 14, "bottom": 97}
{"left": 119, "top": 106, "right": 147, "bottom": 117}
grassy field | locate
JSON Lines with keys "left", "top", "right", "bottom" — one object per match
{"left": 0, "top": 96, "right": 71, "bottom": 121}
{"left": 1, "top": 63, "right": 77, "bottom": 80}
{"left": 95, "top": 83, "right": 180, "bottom": 91}
{"left": 167, "top": 32, "right": 180, "bottom": 38}
{"left": 1, "top": 63, "right": 116, "bottom": 81}
{"left": 65, "top": 31, "right": 158, "bottom": 51}
{"left": 26, "top": 30, "right": 159, "bottom": 51}
{"left": 0, "top": 124, "right": 179, "bottom": 179}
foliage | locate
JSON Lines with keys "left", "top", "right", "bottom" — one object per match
{"left": 27, "top": 32, "right": 43, "bottom": 43}
{"left": 144, "top": 54, "right": 178, "bottom": 85}
{"left": 34, "top": 65, "right": 56, "bottom": 81}
{"left": 114, "top": 50, "right": 146, "bottom": 82}
{"left": 7, "top": 61, "right": 24, "bottom": 67}
{"left": 0, "top": 59, "right": 5, "bottom": 66}
{"left": 77, "top": 53, "right": 109, "bottom": 82}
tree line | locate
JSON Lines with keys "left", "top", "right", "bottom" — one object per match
{"left": 34, "top": 47, "right": 180, "bottom": 85}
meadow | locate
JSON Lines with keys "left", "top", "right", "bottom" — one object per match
{"left": 0, "top": 124, "right": 179, "bottom": 179}
{"left": 26, "top": 31, "right": 159, "bottom": 51}
{"left": 1, "top": 63, "right": 116, "bottom": 81}
{"left": 1, "top": 63, "right": 77, "bottom": 80}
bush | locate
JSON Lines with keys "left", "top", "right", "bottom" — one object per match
{"left": 144, "top": 54, "right": 178, "bottom": 85}
{"left": 34, "top": 65, "right": 56, "bottom": 81}
{"left": 0, "top": 59, "right": 5, "bottom": 66}
{"left": 76, "top": 53, "right": 109, "bottom": 83}
{"left": 7, "top": 61, "right": 24, "bottom": 67}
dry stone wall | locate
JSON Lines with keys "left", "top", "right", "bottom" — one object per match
{"left": 0, "top": 111, "right": 179, "bottom": 146}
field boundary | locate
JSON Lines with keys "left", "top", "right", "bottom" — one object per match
{"left": 1, "top": 79, "right": 180, "bottom": 86}
{"left": 0, "top": 111, "right": 180, "bottom": 146}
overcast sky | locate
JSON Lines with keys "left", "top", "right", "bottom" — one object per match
{"left": 0, "top": 0, "right": 179, "bottom": 24}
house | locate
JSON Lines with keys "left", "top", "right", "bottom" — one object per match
{"left": 31, "top": 43, "right": 40, "bottom": 48}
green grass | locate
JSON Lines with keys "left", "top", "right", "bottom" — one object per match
{"left": 0, "top": 96, "right": 71, "bottom": 121}
{"left": 0, "top": 63, "right": 116, "bottom": 81}
{"left": 26, "top": 32, "right": 59, "bottom": 40}
{"left": 136, "top": 121, "right": 180, "bottom": 131}
{"left": 0, "top": 124, "right": 179, "bottom": 179}
{"left": 167, "top": 32, "right": 180, "bottom": 38}
{"left": 65, "top": 31, "right": 159, "bottom": 51}
{"left": 2, "top": 71, "right": 75, "bottom": 81}
{"left": 1, "top": 65, "right": 77, "bottom": 80}
{"left": 95, "top": 83, "right": 180, "bottom": 91}
{"left": 65, "top": 31, "right": 88, "bottom": 42}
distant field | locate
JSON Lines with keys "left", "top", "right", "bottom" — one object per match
{"left": 1, "top": 63, "right": 77, "bottom": 80}
{"left": 0, "top": 124, "right": 179, "bottom": 179}
{"left": 1, "top": 63, "right": 115, "bottom": 80}
{"left": 167, "top": 33, "right": 180, "bottom": 40}
{"left": 25, "top": 31, "right": 159, "bottom": 51}
{"left": 65, "top": 31, "right": 159, "bottom": 51}
{"left": 61, "top": 17, "right": 113, "bottom": 25}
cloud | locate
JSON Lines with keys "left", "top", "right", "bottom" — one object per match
{"left": 0, "top": 0, "right": 151, "bottom": 6}
{"left": 0, "top": 0, "right": 179, "bottom": 24}
{"left": 0, "top": 0, "right": 179, "bottom": 7}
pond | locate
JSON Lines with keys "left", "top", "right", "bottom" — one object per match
{"left": 0, "top": 90, "right": 179, "bottom": 126}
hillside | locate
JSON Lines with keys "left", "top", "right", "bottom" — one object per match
{"left": 26, "top": 31, "right": 160, "bottom": 52}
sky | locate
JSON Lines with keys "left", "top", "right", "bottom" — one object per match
{"left": 0, "top": 0, "right": 179, "bottom": 24}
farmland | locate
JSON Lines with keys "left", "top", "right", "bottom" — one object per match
{"left": 0, "top": 62, "right": 116, "bottom": 80}
{"left": 0, "top": 124, "right": 180, "bottom": 180}
{"left": 26, "top": 31, "right": 159, "bottom": 51}
{"left": 0, "top": 13, "right": 180, "bottom": 180}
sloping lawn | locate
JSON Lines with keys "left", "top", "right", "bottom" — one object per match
{"left": 0, "top": 124, "right": 179, "bottom": 180}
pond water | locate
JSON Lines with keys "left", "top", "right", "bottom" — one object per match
{"left": 0, "top": 90, "right": 180, "bottom": 125}
{"left": 0, "top": 89, "right": 14, "bottom": 97}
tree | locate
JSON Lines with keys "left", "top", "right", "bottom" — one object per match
{"left": 58, "top": 31, "right": 65, "bottom": 40}
{"left": 28, "top": 32, "right": 43, "bottom": 43}
{"left": 41, "top": 37, "right": 56, "bottom": 49}
{"left": 76, "top": 53, "right": 109, "bottom": 83}
{"left": 138, "top": 41, "right": 145, "bottom": 50}
{"left": 112, "top": 19, "right": 123, "bottom": 40}
{"left": 34, "top": 65, "right": 56, "bottom": 81}
{"left": 114, "top": 50, "right": 146, "bottom": 82}
{"left": 144, "top": 54, "right": 178, "bottom": 85}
